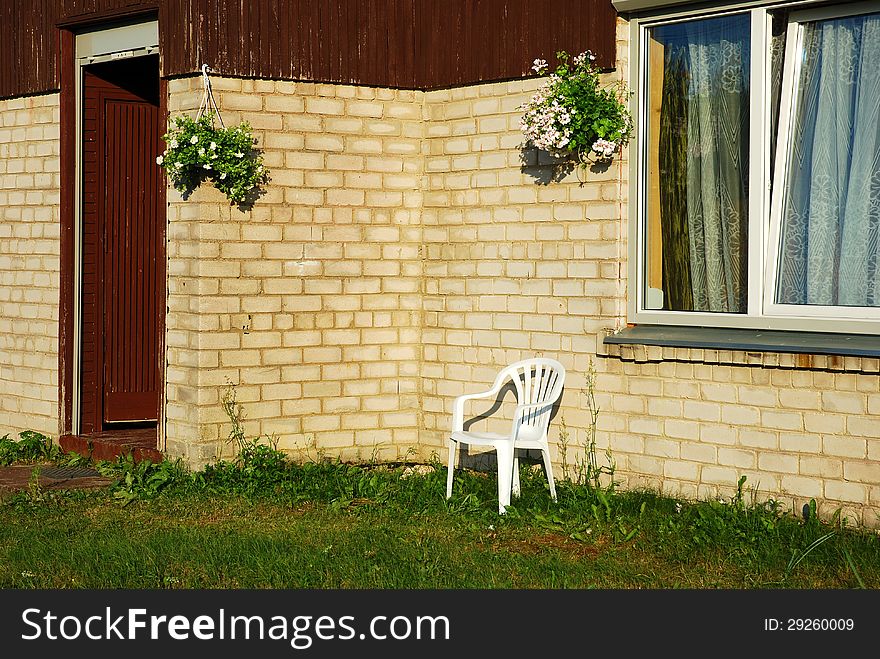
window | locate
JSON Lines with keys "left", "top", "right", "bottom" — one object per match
{"left": 633, "top": 0, "right": 880, "bottom": 334}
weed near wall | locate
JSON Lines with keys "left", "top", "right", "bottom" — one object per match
{"left": 0, "top": 431, "right": 60, "bottom": 466}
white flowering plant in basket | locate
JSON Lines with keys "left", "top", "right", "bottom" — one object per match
{"left": 156, "top": 66, "right": 269, "bottom": 207}
{"left": 520, "top": 50, "right": 633, "bottom": 165}
{"left": 157, "top": 112, "right": 268, "bottom": 206}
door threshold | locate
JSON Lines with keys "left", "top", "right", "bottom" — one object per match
{"left": 60, "top": 426, "right": 162, "bottom": 463}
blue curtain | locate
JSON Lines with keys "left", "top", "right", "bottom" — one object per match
{"left": 777, "top": 12, "right": 880, "bottom": 307}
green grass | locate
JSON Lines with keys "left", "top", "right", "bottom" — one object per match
{"left": 0, "top": 437, "right": 878, "bottom": 589}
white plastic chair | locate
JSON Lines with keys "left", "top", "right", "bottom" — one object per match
{"left": 446, "top": 358, "right": 566, "bottom": 513}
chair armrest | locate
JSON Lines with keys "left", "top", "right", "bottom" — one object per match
{"left": 451, "top": 367, "right": 514, "bottom": 432}
{"left": 452, "top": 386, "right": 502, "bottom": 432}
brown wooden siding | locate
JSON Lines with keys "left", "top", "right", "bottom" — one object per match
{"left": 161, "top": 0, "right": 423, "bottom": 88}
{"left": 0, "top": 0, "right": 159, "bottom": 99}
{"left": 415, "top": 0, "right": 618, "bottom": 89}
{"left": 2, "top": 1, "right": 617, "bottom": 98}
{"left": 165, "top": 0, "right": 617, "bottom": 88}
{"left": 0, "top": 0, "right": 57, "bottom": 99}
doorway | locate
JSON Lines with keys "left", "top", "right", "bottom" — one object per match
{"left": 79, "top": 54, "right": 164, "bottom": 434}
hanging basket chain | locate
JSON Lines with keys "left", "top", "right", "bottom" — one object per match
{"left": 196, "top": 64, "right": 225, "bottom": 128}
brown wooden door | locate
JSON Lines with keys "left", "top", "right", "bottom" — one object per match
{"left": 81, "top": 57, "right": 163, "bottom": 431}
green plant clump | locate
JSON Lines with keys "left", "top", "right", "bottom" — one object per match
{"left": 157, "top": 112, "right": 269, "bottom": 206}
{"left": 520, "top": 50, "right": 633, "bottom": 164}
{"left": 0, "top": 431, "right": 60, "bottom": 466}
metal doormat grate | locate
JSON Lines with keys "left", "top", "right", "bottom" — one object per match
{"left": 39, "top": 466, "right": 101, "bottom": 480}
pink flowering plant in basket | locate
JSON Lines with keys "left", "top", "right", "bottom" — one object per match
{"left": 519, "top": 50, "right": 632, "bottom": 165}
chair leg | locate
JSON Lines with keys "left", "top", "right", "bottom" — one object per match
{"left": 496, "top": 443, "right": 514, "bottom": 514}
{"left": 541, "top": 447, "right": 557, "bottom": 502}
{"left": 511, "top": 453, "right": 521, "bottom": 498}
{"left": 446, "top": 439, "right": 456, "bottom": 499}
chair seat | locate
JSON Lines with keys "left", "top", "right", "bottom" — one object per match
{"left": 451, "top": 429, "right": 548, "bottom": 449}
{"left": 450, "top": 430, "right": 508, "bottom": 446}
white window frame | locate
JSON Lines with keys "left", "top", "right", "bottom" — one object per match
{"left": 764, "top": 0, "right": 880, "bottom": 322}
{"left": 628, "top": 0, "right": 880, "bottom": 335}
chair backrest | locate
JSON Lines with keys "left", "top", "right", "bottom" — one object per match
{"left": 501, "top": 358, "right": 566, "bottom": 441}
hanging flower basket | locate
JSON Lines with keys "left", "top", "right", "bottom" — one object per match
{"left": 519, "top": 50, "right": 633, "bottom": 166}
{"left": 157, "top": 66, "right": 269, "bottom": 207}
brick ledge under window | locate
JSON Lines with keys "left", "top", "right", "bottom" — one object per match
{"left": 599, "top": 326, "right": 880, "bottom": 373}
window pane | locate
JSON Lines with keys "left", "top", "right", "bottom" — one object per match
{"left": 644, "top": 15, "right": 750, "bottom": 313}
{"left": 776, "top": 12, "right": 880, "bottom": 307}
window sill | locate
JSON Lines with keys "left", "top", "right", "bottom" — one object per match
{"left": 600, "top": 325, "right": 880, "bottom": 372}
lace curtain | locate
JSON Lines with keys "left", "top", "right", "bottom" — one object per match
{"left": 657, "top": 16, "right": 750, "bottom": 312}
{"left": 777, "top": 13, "right": 880, "bottom": 307}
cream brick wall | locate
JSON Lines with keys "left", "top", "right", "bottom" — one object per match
{"left": 0, "top": 93, "right": 60, "bottom": 438}
{"left": 419, "top": 21, "right": 631, "bottom": 473}
{"left": 160, "top": 17, "right": 880, "bottom": 528}
{"left": 420, "top": 73, "right": 629, "bottom": 463}
{"left": 417, "top": 18, "right": 879, "bottom": 528}
{"left": 164, "top": 78, "right": 425, "bottom": 466}
{"left": 598, "top": 343, "right": 880, "bottom": 528}
{"left": 5, "top": 17, "right": 877, "bottom": 528}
